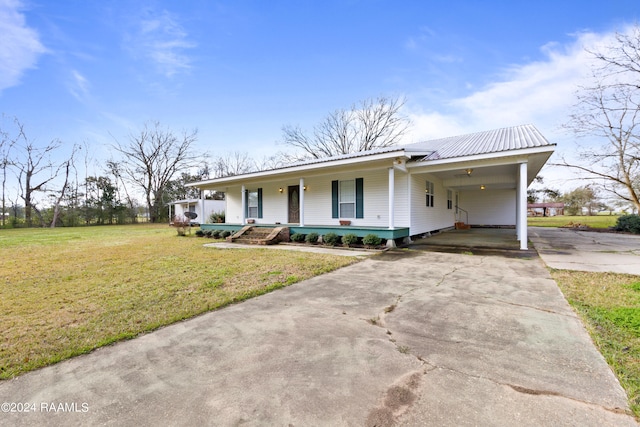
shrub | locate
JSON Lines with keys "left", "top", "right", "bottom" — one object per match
{"left": 208, "top": 211, "right": 225, "bottom": 223}
{"left": 615, "top": 214, "right": 640, "bottom": 234}
{"left": 323, "top": 232, "right": 340, "bottom": 246}
{"left": 305, "top": 232, "right": 319, "bottom": 244}
{"left": 362, "top": 234, "right": 382, "bottom": 247}
{"left": 291, "top": 233, "right": 306, "bottom": 242}
{"left": 220, "top": 230, "right": 231, "bottom": 238}
{"left": 204, "top": 230, "right": 213, "bottom": 238}
{"left": 195, "top": 229, "right": 205, "bottom": 237}
{"left": 341, "top": 233, "right": 359, "bottom": 247}
{"left": 211, "top": 230, "right": 221, "bottom": 238}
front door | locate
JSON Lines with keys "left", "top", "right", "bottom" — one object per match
{"left": 288, "top": 185, "right": 300, "bottom": 223}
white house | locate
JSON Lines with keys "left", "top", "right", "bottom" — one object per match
{"left": 170, "top": 199, "right": 225, "bottom": 224}
{"left": 188, "top": 124, "right": 555, "bottom": 249}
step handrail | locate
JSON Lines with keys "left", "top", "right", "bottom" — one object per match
{"left": 455, "top": 205, "right": 468, "bottom": 224}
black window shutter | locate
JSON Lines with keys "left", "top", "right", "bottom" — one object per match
{"left": 331, "top": 180, "right": 339, "bottom": 218}
{"left": 355, "top": 178, "right": 364, "bottom": 218}
{"left": 244, "top": 189, "right": 249, "bottom": 218}
{"left": 257, "top": 188, "right": 263, "bottom": 218}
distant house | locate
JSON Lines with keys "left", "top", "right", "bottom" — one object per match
{"left": 169, "top": 199, "right": 225, "bottom": 224}
{"left": 528, "top": 202, "right": 565, "bottom": 217}
{"left": 188, "top": 124, "right": 555, "bottom": 250}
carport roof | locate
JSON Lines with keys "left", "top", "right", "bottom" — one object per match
{"left": 404, "top": 124, "right": 553, "bottom": 161}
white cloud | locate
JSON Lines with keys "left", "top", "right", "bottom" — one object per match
{"left": 403, "top": 27, "right": 638, "bottom": 189}
{"left": 405, "top": 28, "right": 626, "bottom": 141}
{"left": 68, "top": 69, "right": 90, "bottom": 102}
{"left": 126, "top": 9, "right": 196, "bottom": 78}
{"left": 0, "top": 0, "right": 47, "bottom": 92}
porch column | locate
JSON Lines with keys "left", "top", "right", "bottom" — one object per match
{"left": 299, "top": 178, "right": 305, "bottom": 227}
{"left": 241, "top": 185, "right": 246, "bottom": 225}
{"left": 517, "top": 162, "right": 528, "bottom": 250}
{"left": 388, "top": 167, "right": 395, "bottom": 229}
{"left": 200, "top": 190, "right": 205, "bottom": 223}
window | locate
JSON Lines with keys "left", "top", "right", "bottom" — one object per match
{"left": 247, "top": 190, "right": 258, "bottom": 218}
{"left": 245, "top": 188, "right": 263, "bottom": 218}
{"left": 426, "top": 181, "right": 434, "bottom": 207}
{"left": 332, "top": 178, "right": 363, "bottom": 219}
{"left": 339, "top": 180, "right": 355, "bottom": 218}
{"left": 447, "top": 190, "right": 453, "bottom": 210}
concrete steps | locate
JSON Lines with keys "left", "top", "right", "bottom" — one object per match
{"left": 455, "top": 221, "right": 471, "bottom": 230}
{"left": 227, "top": 226, "right": 289, "bottom": 245}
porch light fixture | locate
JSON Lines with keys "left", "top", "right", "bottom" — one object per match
{"left": 303, "top": 186, "right": 308, "bottom": 191}
{"left": 466, "top": 168, "right": 473, "bottom": 176}
{"left": 278, "top": 187, "right": 283, "bottom": 193}
{"left": 480, "top": 185, "right": 486, "bottom": 190}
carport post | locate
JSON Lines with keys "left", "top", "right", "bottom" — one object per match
{"left": 518, "top": 162, "right": 528, "bottom": 250}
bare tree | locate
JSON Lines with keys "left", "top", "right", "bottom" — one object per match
{"left": 0, "top": 115, "right": 16, "bottom": 227}
{"left": 112, "top": 121, "right": 199, "bottom": 223}
{"left": 10, "top": 119, "right": 62, "bottom": 227}
{"left": 559, "top": 26, "right": 640, "bottom": 212}
{"left": 49, "top": 144, "right": 79, "bottom": 227}
{"left": 212, "top": 151, "right": 256, "bottom": 177}
{"left": 280, "top": 96, "right": 411, "bottom": 161}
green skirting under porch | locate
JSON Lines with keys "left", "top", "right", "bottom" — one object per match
{"left": 199, "top": 223, "right": 410, "bottom": 240}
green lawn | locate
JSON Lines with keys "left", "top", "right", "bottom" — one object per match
{"left": 0, "top": 225, "right": 357, "bottom": 379}
{"left": 528, "top": 214, "right": 619, "bottom": 228}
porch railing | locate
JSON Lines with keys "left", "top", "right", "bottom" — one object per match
{"left": 455, "top": 205, "right": 468, "bottom": 224}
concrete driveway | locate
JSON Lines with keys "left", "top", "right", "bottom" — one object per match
{"left": 530, "top": 226, "right": 640, "bottom": 275}
{"left": 0, "top": 248, "right": 635, "bottom": 426}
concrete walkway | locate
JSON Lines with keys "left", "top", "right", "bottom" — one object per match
{"left": 530, "top": 226, "right": 640, "bottom": 275}
{"left": 0, "top": 249, "right": 635, "bottom": 426}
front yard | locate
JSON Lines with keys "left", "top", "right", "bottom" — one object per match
{"left": 0, "top": 225, "right": 356, "bottom": 379}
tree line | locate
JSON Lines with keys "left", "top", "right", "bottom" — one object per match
{"left": 0, "top": 97, "right": 410, "bottom": 227}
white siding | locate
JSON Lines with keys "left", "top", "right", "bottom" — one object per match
{"left": 458, "top": 189, "right": 515, "bottom": 226}
{"left": 409, "top": 174, "right": 456, "bottom": 235}
{"left": 225, "top": 186, "right": 243, "bottom": 223}
{"left": 303, "top": 168, "right": 391, "bottom": 227}
{"left": 393, "top": 170, "right": 410, "bottom": 227}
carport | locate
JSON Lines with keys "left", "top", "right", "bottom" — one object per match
{"left": 410, "top": 227, "right": 537, "bottom": 257}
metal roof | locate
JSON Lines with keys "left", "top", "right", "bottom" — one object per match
{"left": 188, "top": 124, "right": 554, "bottom": 188}
{"left": 406, "top": 124, "right": 553, "bottom": 161}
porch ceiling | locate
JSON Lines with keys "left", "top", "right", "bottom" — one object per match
{"left": 410, "top": 150, "right": 552, "bottom": 191}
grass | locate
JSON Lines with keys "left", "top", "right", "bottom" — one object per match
{"left": 552, "top": 270, "right": 640, "bottom": 418}
{"left": 528, "top": 214, "right": 620, "bottom": 228}
{"left": 0, "top": 224, "right": 356, "bottom": 379}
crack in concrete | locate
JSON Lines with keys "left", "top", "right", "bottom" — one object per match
{"left": 418, "top": 360, "right": 633, "bottom": 417}
{"left": 362, "top": 290, "right": 632, "bottom": 421}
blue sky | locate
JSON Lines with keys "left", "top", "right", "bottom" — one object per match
{"left": 2, "top": 0, "right": 640, "bottom": 196}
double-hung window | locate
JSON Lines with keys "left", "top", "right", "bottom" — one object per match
{"left": 426, "top": 181, "right": 435, "bottom": 207}
{"left": 245, "top": 188, "right": 263, "bottom": 218}
{"left": 339, "top": 180, "right": 355, "bottom": 218}
{"left": 332, "top": 178, "right": 363, "bottom": 219}
{"left": 247, "top": 190, "right": 259, "bottom": 218}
